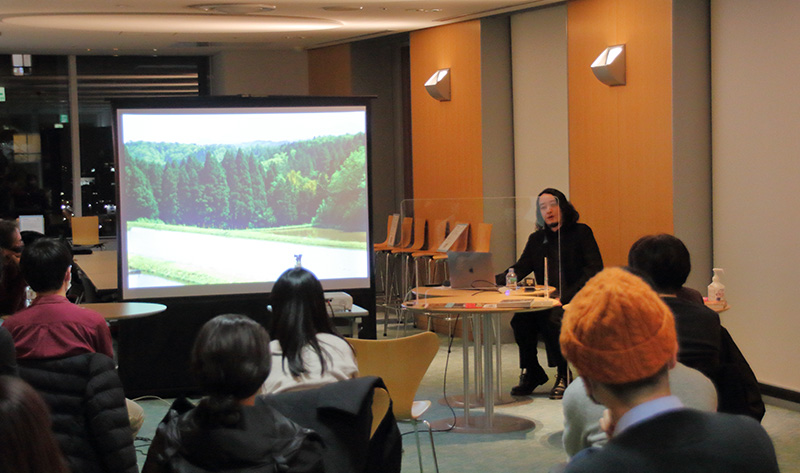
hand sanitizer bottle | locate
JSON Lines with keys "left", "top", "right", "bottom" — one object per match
{"left": 707, "top": 268, "right": 726, "bottom": 303}
{"left": 506, "top": 268, "right": 518, "bottom": 290}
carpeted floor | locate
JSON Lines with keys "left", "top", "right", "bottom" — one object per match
{"left": 133, "top": 325, "right": 800, "bottom": 472}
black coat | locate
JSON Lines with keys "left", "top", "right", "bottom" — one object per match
{"left": 565, "top": 409, "right": 779, "bottom": 473}
{"left": 498, "top": 222, "right": 603, "bottom": 304}
{"left": 143, "top": 397, "right": 324, "bottom": 473}
{"left": 662, "top": 297, "right": 722, "bottom": 379}
{"left": 258, "top": 376, "right": 402, "bottom": 473}
{"left": 18, "top": 353, "right": 138, "bottom": 473}
{"left": 0, "top": 326, "right": 18, "bottom": 376}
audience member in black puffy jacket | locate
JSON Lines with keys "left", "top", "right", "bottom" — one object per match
{"left": 143, "top": 314, "right": 324, "bottom": 473}
{"left": 18, "top": 352, "right": 139, "bottom": 473}
{"left": 0, "top": 327, "right": 18, "bottom": 376}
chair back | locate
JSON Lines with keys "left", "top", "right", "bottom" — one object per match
{"left": 427, "top": 219, "right": 448, "bottom": 250}
{"left": 371, "top": 387, "right": 391, "bottom": 438}
{"left": 409, "top": 219, "right": 427, "bottom": 251}
{"left": 450, "top": 222, "right": 470, "bottom": 252}
{"left": 397, "top": 217, "right": 414, "bottom": 249}
{"left": 346, "top": 332, "right": 439, "bottom": 420}
{"left": 469, "top": 222, "right": 493, "bottom": 253}
{"left": 374, "top": 214, "right": 399, "bottom": 248}
{"left": 72, "top": 216, "right": 100, "bottom": 246}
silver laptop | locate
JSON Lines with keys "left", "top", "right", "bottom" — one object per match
{"left": 447, "top": 251, "right": 497, "bottom": 290}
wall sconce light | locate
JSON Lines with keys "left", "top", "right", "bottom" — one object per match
{"left": 12, "top": 54, "right": 32, "bottom": 77}
{"left": 591, "top": 45, "right": 625, "bottom": 86}
{"left": 425, "top": 68, "right": 451, "bottom": 101}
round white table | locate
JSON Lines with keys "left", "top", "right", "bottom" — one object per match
{"left": 79, "top": 302, "right": 167, "bottom": 321}
{"left": 404, "top": 287, "right": 559, "bottom": 433}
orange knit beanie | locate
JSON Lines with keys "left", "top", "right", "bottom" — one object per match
{"left": 560, "top": 267, "right": 678, "bottom": 384}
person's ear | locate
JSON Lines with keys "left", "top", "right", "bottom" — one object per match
{"left": 64, "top": 265, "right": 72, "bottom": 287}
{"left": 668, "top": 352, "right": 678, "bottom": 370}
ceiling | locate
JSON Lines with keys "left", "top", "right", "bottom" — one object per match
{"left": 0, "top": 0, "right": 559, "bottom": 56}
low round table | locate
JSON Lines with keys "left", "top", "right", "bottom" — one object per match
{"left": 79, "top": 302, "right": 167, "bottom": 322}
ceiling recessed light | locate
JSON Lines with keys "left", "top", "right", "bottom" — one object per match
{"left": 3, "top": 14, "right": 342, "bottom": 33}
{"left": 322, "top": 6, "right": 364, "bottom": 12}
{"left": 406, "top": 8, "right": 443, "bottom": 13}
{"left": 190, "top": 3, "right": 277, "bottom": 14}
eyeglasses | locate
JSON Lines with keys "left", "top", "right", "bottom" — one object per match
{"left": 538, "top": 201, "right": 559, "bottom": 212}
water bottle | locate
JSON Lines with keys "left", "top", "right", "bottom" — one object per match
{"left": 506, "top": 268, "right": 518, "bottom": 290}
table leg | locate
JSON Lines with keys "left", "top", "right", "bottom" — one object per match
{"left": 494, "top": 314, "right": 503, "bottom": 401}
{"left": 462, "top": 312, "right": 470, "bottom": 425}
{"left": 429, "top": 311, "right": 536, "bottom": 434}
{"left": 473, "top": 315, "right": 483, "bottom": 400}
{"left": 482, "top": 312, "right": 494, "bottom": 428}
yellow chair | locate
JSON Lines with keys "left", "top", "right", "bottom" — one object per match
{"left": 468, "top": 222, "right": 493, "bottom": 253}
{"left": 71, "top": 216, "right": 100, "bottom": 246}
{"left": 433, "top": 222, "right": 470, "bottom": 282}
{"left": 374, "top": 214, "right": 400, "bottom": 251}
{"left": 377, "top": 217, "right": 414, "bottom": 335}
{"left": 347, "top": 332, "right": 440, "bottom": 473}
{"left": 371, "top": 387, "right": 392, "bottom": 438}
{"left": 411, "top": 219, "right": 448, "bottom": 285}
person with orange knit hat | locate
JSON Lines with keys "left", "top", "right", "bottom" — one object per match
{"left": 559, "top": 267, "right": 778, "bottom": 473}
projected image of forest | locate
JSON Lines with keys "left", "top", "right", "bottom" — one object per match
{"left": 118, "top": 109, "right": 369, "bottom": 290}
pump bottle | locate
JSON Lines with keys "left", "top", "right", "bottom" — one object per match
{"left": 707, "top": 268, "right": 726, "bottom": 303}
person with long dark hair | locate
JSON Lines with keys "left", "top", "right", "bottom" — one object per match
{"left": 261, "top": 267, "right": 358, "bottom": 394}
{"left": 143, "top": 314, "right": 324, "bottom": 473}
{"left": 0, "top": 375, "right": 70, "bottom": 473}
{"left": 497, "top": 188, "right": 603, "bottom": 399}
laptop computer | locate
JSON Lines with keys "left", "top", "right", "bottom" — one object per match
{"left": 447, "top": 251, "right": 497, "bottom": 290}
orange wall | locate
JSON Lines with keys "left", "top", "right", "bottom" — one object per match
{"left": 409, "top": 21, "right": 484, "bottom": 225}
{"left": 568, "top": 0, "right": 674, "bottom": 267}
{"left": 308, "top": 44, "right": 352, "bottom": 95}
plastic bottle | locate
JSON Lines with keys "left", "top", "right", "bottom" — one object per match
{"left": 707, "top": 268, "right": 726, "bottom": 303}
{"left": 506, "top": 268, "right": 518, "bottom": 290}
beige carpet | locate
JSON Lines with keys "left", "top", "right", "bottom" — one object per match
{"left": 134, "top": 324, "right": 800, "bottom": 472}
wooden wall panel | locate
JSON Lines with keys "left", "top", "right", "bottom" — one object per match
{"left": 308, "top": 44, "right": 352, "bottom": 96}
{"left": 409, "top": 21, "right": 483, "bottom": 225}
{"left": 568, "top": 0, "right": 674, "bottom": 267}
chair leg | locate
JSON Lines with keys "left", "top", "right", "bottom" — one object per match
{"left": 423, "top": 420, "right": 440, "bottom": 473}
{"left": 413, "top": 419, "right": 424, "bottom": 473}
{"left": 383, "top": 251, "right": 393, "bottom": 336}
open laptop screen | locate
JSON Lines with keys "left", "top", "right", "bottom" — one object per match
{"left": 447, "top": 251, "right": 497, "bottom": 290}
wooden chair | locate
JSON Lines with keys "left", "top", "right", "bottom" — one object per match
{"left": 374, "top": 214, "right": 400, "bottom": 251}
{"left": 71, "top": 216, "right": 100, "bottom": 246}
{"left": 376, "top": 217, "right": 414, "bottom": 335}
{"left": 411, "top": 219, "right": 448, "bottom": 286}
{"left": 468, "top": 222, "right": 493, "bottom": 253}
{"left": 391, "top": 219, "right": 427, "bottom": 314}
{"left": 347, "top": 332, "right": 440, "bottom": 473}
{"left": 374, "top": 214, "right": 400, "bottom": 304}
{"left": 432, "top": 222, "right": 471, "bottom": 282}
